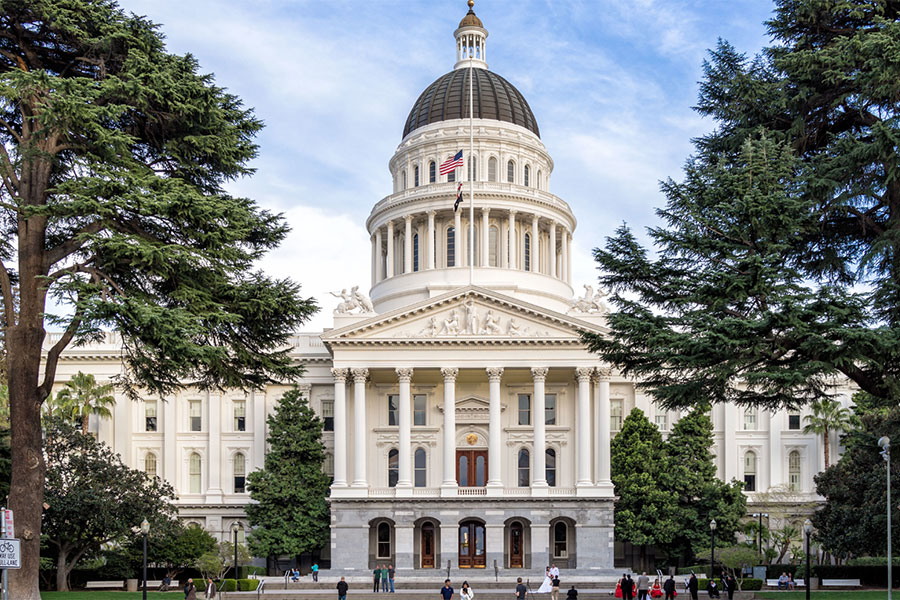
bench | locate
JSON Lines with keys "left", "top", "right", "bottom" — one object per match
{"left": 85, "top": 581, "right": 124, "bottom": 589}
{"left": 765, "top": 578, "right": 805, "bottom": 588}
{"left": 822, "top": 579, "right": 862, "bottom": 588}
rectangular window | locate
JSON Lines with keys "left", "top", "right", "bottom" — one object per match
{"left": 655, "top": 412, "right": 668, "bottom": 431}
{"left": 611, "top": 399, "right": 624, "bottom": 431}
{"left": 545, "top": 394, "right": 557, "bottom": 425}
{"left": 448, "top": 170, "right": 455, "bottom": 183}
{"left": 413, "top": 394, "right": 427, "bottom": 426}
{"left": 322, "top": 398, "right": 334, "bottom": 431}
{"left": 323, "top": 453, "right": 335, "bottom": 477}
{"left": 388, "top": 395, "right": 399, "bottom": 426}
{"left": 145, "top": 400, "right": 158, "bottom": 432}
{"left": 189, "top": 400, "right": 202, "bottom": 432}
{"left": 518, "top": 394, "right": 531, "bottom": 425}
{"left": 788, "top": 414, "right": 801, "bottom": 430}
{"left": 447, "top": 228, "right": 456, "bottom": 267}
{"left": 743, "top": 410, "right": 757, "bottom": 431}
{"left": 744, "top": 473, "right": 756, "bottom": 492}
{"left": 233, "top": 400, "right": 246, "bottom": 432}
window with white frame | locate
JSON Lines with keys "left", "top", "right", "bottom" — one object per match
{"left": 518, "top": 394, "right": 531, "bottom": 425}
{"left": 322, "top": 398, "right": 334, "bottom": 431}
{"left": 189, "top": 400, "right": 201, "bottom": 432}
{"left": 414, "top": 448, "right": 427, "bottom": 487}
{"left": 489, "top": 226, "right": 499, "bottom": 266}
{"left": 377, "top": 522, "right": 392, "bottom": 559}
{"left": 144, "top": 452, "right": 157, "bottom": 477}
{"left": 788, "top": 413, "right": 801, "bottom": 430}
{"left": 655, "top": 411, "right": 668, "bottom": 431}
{"left": 517, "top": 448, "right": 530, "bottom": 487}
{"left": 413, "top": 394, "right": 427, "bottom": 426}
{"left": 507, "top": 160, "right": 515, "bottom": 183}
{"left": 145, "top": 400, "right": 157, "bottom": 432}
{"left": 743, "top": 450, "right": 757, "bottom": 492}
{"left": 189, "top": 452, "right": 202, "bottom": 493}
{"left": 789, "top": 451, "right": 802, "bottom": 491}
{"left": 414, "top": 165, "right": 420, "bottom": 187}
{"left": 429, "top": 161, "right": 436, "bottom": 183}
{"left": 743, "top": 409, "right": 757, "bottom": 431}
{"left": 447, "top": 227, "right": 455, "bottom": 267}
{"left": 553, "top": 521, "right": 568, "bottom": 558}
{"left": 546, "top": 448, "right": 556, "bottom": 487}
{"left": 388, "top": 449, "right": 399, "bottom": 487}
{"left": 233, "top": 400, "right": 246, "bottom": 432}
{"left": 401, "top": 170, "right": 407, "bottom": 190}
{"left": 524, "top": 165, "right": 530, "bottom": 187}
{"left": 524, "top": 233, "right": 531, "bottom": 271}
{"left": 611, "top": 399, "right": 624, "bottom": 431}
{"left": 413, "top": 232, "right": 419, "bottom": 272}
{"left": 545, "top": 393, "right": 557, "bottom": 425}
{"left": 488, "top": 157, "right": 498, "bottom": 181}
{"left": 233, "top": 452, "right": 246, "bottom": 493}
{"left": 388, "top": 395, "right": 399, "bottom": 426}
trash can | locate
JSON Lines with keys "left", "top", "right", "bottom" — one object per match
{"left": 126, "top": 578, "right": 138, "bottom": 592}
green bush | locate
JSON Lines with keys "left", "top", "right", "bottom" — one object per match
{"left": 245, "top": 565, "right": 267, "bottom": 576}
{"left": 813, "top": 564, "right": 900, "bottom": 586}
{"left": 693, "top": 578, "right": 762, "bottom": 592}
{"left": 766, "top": 564, "right": 800, "bottom": 579}
{"left": 239, "top": 578, "right": 260, "bottom": 591}
{"left": 676, "top": 565, "right": 706, "bottom": 575}
{"left": 216, "top": 579, "right": 238, "bottom": 592}
{"left": 740, "top": 579, "right": 763, "bottom": 591}
{"left": 848, "top": 556, "right": 900, "bottom": 566}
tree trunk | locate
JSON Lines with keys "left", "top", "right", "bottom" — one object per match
{"left": 82, "top": 412, "right": 89, "bottom": 435}
{"left": 823, "top": 427, "right": 830, "bottom": 468}
{"left": 56, "top": 546, "right": 70, "bottom": 592}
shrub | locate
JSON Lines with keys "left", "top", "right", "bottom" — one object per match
{"left": 813, "top": 564, "right": 900, "bottom": 586}
{"left": 239, "top": 578, "right": 261, "bottom": 591}
{"left": 740, "top": 579, "right": 763, "bottom": 590}
{"left": 245, "top": 565, "right": 267, "bottom": 576}
{"left": 216, "top": 579, "right": 238, "bottom": 592}
{"left": 766, "top": 564, "right": 800, "bottom": 579}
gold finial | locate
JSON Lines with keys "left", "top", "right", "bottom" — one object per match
{"left": 468, "top": 0, "right": 474, "bottom": 7}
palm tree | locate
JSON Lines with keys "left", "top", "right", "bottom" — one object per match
{"left": 52, "top": 372, "right": 116, "bottom": 434}
{"left": 803, "top": 398, "right": 855, "bottom": 468}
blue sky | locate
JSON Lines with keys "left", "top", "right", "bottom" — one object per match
{"left": 123, "top": 0, "right": 775, "bottom": 330}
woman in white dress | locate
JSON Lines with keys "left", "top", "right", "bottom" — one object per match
{"left": 537, "top": 567, "right": 553, "bottom": 593}
{"left": 461, "top": 581, "right": 474, "bottom": 600}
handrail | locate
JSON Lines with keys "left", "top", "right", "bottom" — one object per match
{"left": 258, "top": 578, "right": 265, "bottom": 598}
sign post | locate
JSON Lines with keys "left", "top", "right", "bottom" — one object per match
{"left": 0, "top": 508, "right": 19, "bottom": 600}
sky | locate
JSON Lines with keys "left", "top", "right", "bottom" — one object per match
{"left": 122, "top": 0, "right": 775, "bottom": 331}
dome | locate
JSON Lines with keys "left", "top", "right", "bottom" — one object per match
{"left": 458, "top": 8, "right": 483, "bottom": 28}
{"left": 402, "top": 69, "right": 540, "bottom": 139}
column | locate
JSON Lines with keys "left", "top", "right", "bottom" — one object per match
{"left": 531, "top": 367, "right": 548, "bottom": 489}
{"left": 252, "top": 389, "right": 265, "bottom": 471}
{"left": 332, "top": 368, "right": 349, "bottom": 487}
{"left": 441, "top": 367, "right": 459, "bottom": 492}
{"left": 351, "top": 368, "right": 369, "bottom": 488}
{"left": 386, "top": 221, "right": 394, "bottom": 278}
{"left": 113, "top": 391, "right": 130, "bottom": 458}
{"left": 724, "top": 403, "right": 738, "bottom": 481}
{"left": 531, "top": 215, "right": 540, "bottom": 273}
{"left": 562, "top": 229, "right": 570, "bottom": 284}
{"left": 207, "top": 391, "right": 223, "bottom": 500}
{"left": 486, "top": 367, "right": 504, "bottom": 491}
{"left": 396, "top": 367, "right": 414, "bottom": 489}
{"left": 454, "top": 211, "right": 462, "bottom": 267}
{"left": 427, "top": 211, "right": 436, "bottom": 270}
{"left": 508, "top": 210, "right": 518, "bottom": 269}
{"left": 371, "top": 235, "right": 376, "bottom": 288}
{"left": 549, "top": 222, "right": 557, "bottom": 278}
{"left": 575, "top": 367, "right": 592, "bottom": 487}
{"left": 164, "top": 394, "right": 176, "bottom": 482}
{"left": 769, "top": 409, "right": 782, "bottom": 488}
{"left": 481, "top": 208, "right": 490, "bottom": 267}
{"left": 404, "top": 215, "right": 413, "bottom": 274}
{"left": 566, "top": 230, "right": 572, "bottom": 284}
{"left": 595, "top": 367, "right": 612, "bottom": 486}
{"left": 375, "top": 227, "right": 383, "bottom": 282}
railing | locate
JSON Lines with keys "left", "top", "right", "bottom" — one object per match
{"left": 548, "top": 487, "right": 576, "bottom": 496}
{"left": 504, "top": 488, "right": 530, "bottom": 496}
{"left": 457, "top": 487, "right": 487, "bottom": 496}
{"left": 355, "top": 486, "right": 580, "bottom": 498}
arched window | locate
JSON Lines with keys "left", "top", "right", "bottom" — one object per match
{"left": 743, "top": 451, "right": 757, "bottom": 492}
{"left": 553, "top": 522, "right": 568, "bottom": 558}
{"left": 144, "top": 452, "right": 157, "bottom": 478}
{"left": 388, "top": 449, "right": 399, "bottom": 487}
{"left": 488, "top": 157, "right": 498, "bottom": 181}
{"left": 524, "top": 165, "right": 530, "bottom": 187}
{"left": 537, "top": 170, "right": 543, "bottom": 190}
{"left": 413, "top": 233, "right": 420, "bottom": 272}
{"left": 546, "top": 448, "right": 556, "bottom": 487}
{"left": 507, "top": 160, "right": 515, "bottom": 183}
{"left": 488, "top": 226, "right": 499, "bottom": 266}
{"left": 377, "top": 522, "right": 392, "bottom": 559}
{"left": 429, "top": 161, "right": 436, "bottom": 183}
{"left": 517, "top": 448, "right": 530, "bottom": 487}
{"left": 234, "top": 452, "right": 246, "bottom": 493}
{"left": 233, "top": 522, "right": 246, "bottom": 544}
{"left": 401, "top": 170, "right": 407, "bottom": 190}
{"left": 468, "top": 156, "right": 477, "bottom": 181}
{"left": 789, "top": 451, "right": 802, "bottom": 491}
{"left": 447, "top": 227, "right": 456, "bottom": 267}
{"left": 189, "top": 452, "right": 202, "bottom": 494}
{"left": 415, "top": 448, "right": 427, "bottom": 487}
{"left": 524, "top": 233, "right": 531, "bottom": 271}
{"left": 414, "top": 165, "right": 420, "bottom": 187}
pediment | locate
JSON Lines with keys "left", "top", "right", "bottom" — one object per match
{"left": 321, "top": 287, "right": 604, "bottom": 346}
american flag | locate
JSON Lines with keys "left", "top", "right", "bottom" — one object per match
{"left": 439, "top": 150, "right": 463, "bottom": 176}
{"left": 453, "top": 182, "right": 463, "bottom": 211}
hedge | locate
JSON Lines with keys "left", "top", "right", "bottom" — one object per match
{"left": 695, "top": 578, "right": 762, "bottom": 591}
{"left": 239, "top": 578, "right": 260, "bottom": 591}
{"left": 216, "top": 579, "right": 238, "bottom": 592}
{"left": 812, "top": 564, "right": 900, "bottom": 586}
{"left": 765, "top": 564, "right": 801, "bottom": 579}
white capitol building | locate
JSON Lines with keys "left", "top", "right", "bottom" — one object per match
{"left": 46, "top": 2, "right": 853, "bottom": 575}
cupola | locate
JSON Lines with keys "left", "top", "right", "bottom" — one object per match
{"left": 454, "top": 0, "right": 488, "bottom": 70}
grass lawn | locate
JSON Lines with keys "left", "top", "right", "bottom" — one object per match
{"left": 755, "top": 593, "right": 889, "bottom": 599}
{"left": 41, "top": 593, "right": 178, "bottom": 599}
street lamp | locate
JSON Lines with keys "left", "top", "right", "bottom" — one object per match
{"left": 140, "top": 519, "right": 150, "bottom": 600}
{"left": 710, "top": 519, "right": 717, "bottom": 580}
{"left": 880, "top": 435, "right": 892, "bottom": 600}
{"left": 751, "top": 513, "right": 769, "bottom": 556}
{"left": 232, "top": 523, "right": 240, "bottom": 581}
{"left": 803, "top": 519, "right": 812, "bottom": 600}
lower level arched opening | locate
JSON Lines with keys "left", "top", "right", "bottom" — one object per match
{"left": 549, "top": 517, "right": 576, "bottom": 569}
{"left": 504, "top": 517, "right": 532, "bottom": 569}
{"left": 368, "top": 518, "right": 395, "bottom": 569}
{"left": 458, "top": 518, "right": 486, "bottom": 568}
{"left": 413, "top": 517, "right": 441, "bottom": 569}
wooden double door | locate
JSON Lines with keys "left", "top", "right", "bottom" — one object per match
{"left": 459, "top": 520, "right": 486, "bottom": 568}
{"left": 421, "top": 523, "right": 435, "bottom": 568}
{"left": 456, "top": 450, "right": 487, "bottom": 487}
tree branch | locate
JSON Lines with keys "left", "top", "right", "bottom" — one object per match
{"left": 0, "top": 115, "right": 23, "bottom": 146}
{"left": 45, "top": 220, "right": 104, "bottom": 266}
{"left": 0, "top": 260, "right": 14, "bottom": 328}
{"left": 38, "top": 306, "right": 83, "bottom": 401}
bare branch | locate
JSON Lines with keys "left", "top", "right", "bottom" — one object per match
{"left": 0, "top": 115, "right": 23, "bottom": 146}
{"left": 45, "top": 220, "right": 104, "bottom": 266}
{"left": 38, "top": 306, "right": 82, "bottom": 400}
{"left": 0, "top": 260, "right": 14, "bottom": 328}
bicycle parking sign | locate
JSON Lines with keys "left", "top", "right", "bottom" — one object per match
{"left": 0, "top": 539, "right": 20, "bottom": 569}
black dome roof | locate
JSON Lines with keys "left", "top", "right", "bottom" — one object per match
{"left": 403, "top": 68, "right": 540, "bottom": 139}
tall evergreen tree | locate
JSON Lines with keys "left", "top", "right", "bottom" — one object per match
{"left": 611, "top": 408, "right": 679, "bottom": 570}
{"left": 246, "top": 388, "right": 331, "bottom": 562}
{"left": 0, "top": 3, "right": 317, "bottom": 596}
{"left": 583, "top": 0, "right": 900, "bottom": 412}
{"left": 662, "top": 407, "right": 746, "bottom": 565}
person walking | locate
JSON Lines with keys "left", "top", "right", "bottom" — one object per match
{"left": 205, "top": 578, "right": 217, "bottom": 599}
{"left": 636, "top": 572, "right": 650, "bottom": 600}
{"left": 184, "top": 578, "right": 197, "bottom": 600}
{"left": 551, "top": 573, "right": 560, "bottom": 600}
{"left": 724, "top": 574, "right": 736, "bottom": 600}
{"left": 687, "top": 573, "right": 698, "bottom": 600}
{"left": 441, "top": 579, "right": 455, "bottom": 600}
{"left": 515, "top": 577, "right": 528, "bottom": 600}
{"left": 380, "top": 564, "right": 389, "bottom": 592}
{"left": 461, "top": 581, "right": 474, "bottom": 600}
{"left": 566, "top": 586, "right": 577, "bottom": 600}
{"left": 662, "top": 576, "right": 676, "bottom": 600}
{"left": 388, "top": 564, "right": 395, "bottom": 592}
{"left": 373, "top": 565, "right": 381, "bottom": 592}
{"left": 312, "top": 562, "right": 319, "bottom": 582}
{"left": 338, "top": 576, "right": 349, "bottom": 600}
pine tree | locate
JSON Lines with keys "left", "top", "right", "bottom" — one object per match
{"left": 246, "top": 388, "right": 331, "bottom": 561}
{"left": 662, "top": 407, "right": 746, "bottom": 565}
{"left": 611, "top": 408, "right": 679, "bottom": 570}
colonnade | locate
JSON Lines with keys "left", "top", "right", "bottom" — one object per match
{"left": 330, "top": 366, "right": 612, "bottom": 492}
{"left": 370, "top": 209, "right": 573, "bottom": 285}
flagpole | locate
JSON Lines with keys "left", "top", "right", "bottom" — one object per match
{"left": 468, "top": 57, "right": 475, "bottom": 285}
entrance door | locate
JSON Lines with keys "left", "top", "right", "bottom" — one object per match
{"left": 456, "top": 450, "right": 488, "bottom": 486}
{"left": 510, "top": 522, "right": 524, "bottom": 568}
{"left": 459, "top": 521, "right": 486, "bottom": 568}
{"left": 422, "top": 523, "right": 435, "bottom": 568}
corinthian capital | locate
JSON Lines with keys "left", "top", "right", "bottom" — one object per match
{"left": 351, "top": 368, "right": 369, "bottom": 383}
{"left": 395, "top": 367, "right": 414, "bottom": 382}
{"left": 531, "top": 367, "right": 549, "bottom": 381}
{"left": 331, "top": 368, "right": 349, "bottom": 382}
{"left": 441, "top": 367, "right": 459, "bottom": 382}
{"left": 575, "top": 367, "right": 593, "bottom": 382}
{"left": 486, "top": 367, "right": 504, "bottom": 381}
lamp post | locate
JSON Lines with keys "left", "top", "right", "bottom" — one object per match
{"left": 803, "top": 519, "right": 812, "bottom": 600}
{"left": 751, "top": 513, "right": 768, "bottom": 556}
{"left": 880, "top": 436, "right": 892, "bottom": 600}
{"left": 140, "top": 519, "right": 150, "bottom": 600}
{"left": 232, "top": 523, "right": 240, "bottom": 581}
{"left": 710, "top": 519, "right": 717, "bottom": 580}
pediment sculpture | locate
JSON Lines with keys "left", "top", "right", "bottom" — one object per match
{"left": 330, "top": 285, "right": 376, "bottom": 315}
{"left": 567, "top": 284, "right": 609, "bottom": 314}
{"left": 411, "top": 301, "right": 543, "bottom": 338}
